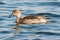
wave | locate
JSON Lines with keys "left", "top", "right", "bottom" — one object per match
{"left": 19, "top": 2, "right": 60, "bottom": 7}
{"left": 28, "top": 13, "right": 60, "bottom": 17}
{"left": 0, "top": 31, "right": 10, "bottom": 34}
{"left": 36, "top": 2, "right": 60, "bottom": 7}
{"left": 0, "top": 2, "right": 6, "bottom": 5}
{"left": 35, "top": 32, "right": 60, "bottom": 36}
{"left": 21, "top": 25, "right": 37, "bottom": 29}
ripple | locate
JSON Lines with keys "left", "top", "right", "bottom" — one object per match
{"left": 4, "top": 38, "right": 13, "bottom": 40}
{"left": 21, "top": 25, "right": 37, "bottom": 29}
{"left": 19, "top": 32, "right": 34, "bottom": 34}
{"left": 0, "top": 31, "right": 11, "bottom": 34}
{"left": 35, "top": 32, "right": 60, "bottom": 36}
{"left": 50, "top": 20, "right": 57, "bottom": 23}
{"left": 0, "top": 18, "right": 4, "bottom": 20}
{"left": 0, "top": 2, "right": 6, "bottom": 5}
{"left": 28, "top": 13, "right": 60, "bottom": 17}
{"left": 15, "top": 2, "right": 60, "bottom": 7}
{"left": 32, "top": 38, "right": 41, "bottom": 40}
{"left": 0, "top": 17, "right": 8, "bottom": 21}
{"left": 5, "top": 7, "right": 17, "bottom": 8}
{"left": 22, "top": 39, "right": 29, "bottom": 40}
{"left": 13, "top": 35, "right": 28, "bottom": 38}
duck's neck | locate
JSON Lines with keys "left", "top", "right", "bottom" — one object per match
{"left": 16, "top": 17, "right": 22, "bottom": 23}
{"left": 16, "top": 14, "right": 22, "bottom": 23}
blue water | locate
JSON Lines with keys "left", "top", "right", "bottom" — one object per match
{"left": 0, "top": 0, "right": 60, "bottom": 40}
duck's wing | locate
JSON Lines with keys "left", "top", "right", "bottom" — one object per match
{"left": 21, "top": 16, "right": 47, "bottom": 24}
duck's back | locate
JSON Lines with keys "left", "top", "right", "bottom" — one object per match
{"left": 23, "top": 16, "right": 38, "bottom": 19}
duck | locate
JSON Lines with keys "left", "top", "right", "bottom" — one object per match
{"left": 8, "top": 9, "right": 47, "bottom": 31}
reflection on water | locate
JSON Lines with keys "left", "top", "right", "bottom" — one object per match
{"left": 0, "top": 0, "right": 60, "bottom": 40}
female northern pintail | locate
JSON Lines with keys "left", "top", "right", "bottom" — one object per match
{"left": 8, "top": 9, "right": 47, "bottom": 31}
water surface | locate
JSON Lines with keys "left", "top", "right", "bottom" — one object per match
{"left": 0, "top": 0, "right": 60, "bottom": 40}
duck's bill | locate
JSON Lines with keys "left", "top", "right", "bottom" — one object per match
{"left": 8, "top": 14, "right": 13, "bottom": 18}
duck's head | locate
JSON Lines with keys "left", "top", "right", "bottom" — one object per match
{"left": 8, "top": 9, "right": 22, "bottom": 18}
